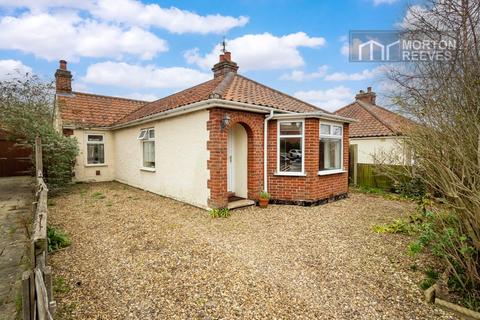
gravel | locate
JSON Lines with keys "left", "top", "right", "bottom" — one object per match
{"left": 49, "top": 182, "right": 457, "bottom": 319}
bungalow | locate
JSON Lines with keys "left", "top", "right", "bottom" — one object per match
{"left": 335, "top": 87, "right": 413, "bottom": 166}
{"left": 54, "top": 53, "right": 353, "bottom": 209}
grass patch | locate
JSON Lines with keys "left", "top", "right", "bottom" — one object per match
{"left": 210, "top": 208, "right": 230, "bottom": 218}
{"left": 53, "top": 276, "right": 71, "bottom": 294}
{"left": 91, "top": 191, "right": 106, "bottom": 200}
{"left": 47, "top": 226, "right": 71, "bottom": 252}
{"left": 373, "top": 219, "right": 413, "bottom": 235}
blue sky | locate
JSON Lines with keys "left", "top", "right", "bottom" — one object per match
{"left": 0, "top": 0, "right": 419, "bottom": 111}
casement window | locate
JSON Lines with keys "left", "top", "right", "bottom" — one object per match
{"left": 277, "top": 120, "right": 304, "bottom": 174}
{"left": 138, "top": 128, "right": 155, "bottom": 169}
{"left": 86, "top": 134, "right": 105, "bottom": 165}
{"left": 319, "top": 123, "right": 343, "bottom": 172}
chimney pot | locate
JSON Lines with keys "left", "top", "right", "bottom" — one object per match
{"left": 224, "top": 52, "right": 231, "bottom": 62}
{"left": 355, "top": 87, "right": 376, "bottom": 105}
{"left": 212, "top": 52, "right": 238, "bottom": 78}
{"left": 59, "top": 60, "right": 67, "bottom": 70}
{"left": 55, "top": 59, "right": 72, "bottom": 93}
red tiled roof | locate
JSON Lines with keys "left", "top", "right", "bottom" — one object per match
{"left": 58, "top": 92, "right": 147, "bottom": 127}
{"left": 335, "top": 100, "right": 412, "bottom": 137}
{"left": 59, "top": 72, "right": 326, "bottom": 127}
{"left": 115, "top": 73, "right": 323, "bottom": 125}
{"left": 117, "top": 76, "right": 225, "bottom": 124}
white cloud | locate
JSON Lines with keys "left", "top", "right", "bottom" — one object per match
{"left": 0, "top": 0, "right": 248, "bottom": 34}
{"left": 294, "top": 86, "right": 354, "bottom": 112}
{"left": 82, "top": 61, "right": 211, "bottom": 89}
{"left": 373, "top": 0, "right": 398, "bottom": 5}
{"left": 280, "top": 65, "right": 329, "bottom": 81}
{"left": 0, "top": 12, "right": 168, "bottom": 61}
{"left": 185, "top": 32, "right": 326, "bottom": 71}
{"left": 340, "top": 42, "right": 350, "bottom": 56}
{"left": 324, "top": 67, "right": 381, "bottom": 81}
{"left": 124, "top": 92, "right": 159, "bottom": 101}
{"left": 0, "top": 59, "right": 32, "bottom": 79}
{"left": 91, "top": 0, "right": 248, "bottom": 34}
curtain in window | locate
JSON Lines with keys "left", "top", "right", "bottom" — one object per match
{"left": 143, "top": 141, "right": 155, "bottom": 168}
{"left": 87, "top": 144, "right": 105, "bottom": 164}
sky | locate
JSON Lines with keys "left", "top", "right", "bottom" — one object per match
{"left": 0, "top": 0, "right": 421, "bottom": 112}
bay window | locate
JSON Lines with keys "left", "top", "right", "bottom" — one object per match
{"left": 319, "top": 123, "right": 343, "bottom": 172}
{"left": 138, "top": 128, "right": 155, "bottom": 169}
{"left": 86, "top": 134, "right": 105, "bottom": 165}
{"left": 277, "top": 120, "right": 304, "bottom": 174}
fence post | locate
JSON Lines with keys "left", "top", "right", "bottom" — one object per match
{"left": 35, "top": 136, "right": 42, "bottom": 177}
{"left": 22, "top": 271, "right": 32, "bottom": 320}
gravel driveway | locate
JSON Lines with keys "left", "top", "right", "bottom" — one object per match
{"left": 49, "top": 182, "right": 456, "bottom": 319}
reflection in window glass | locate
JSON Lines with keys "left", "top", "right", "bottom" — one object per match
{"left": 278, "top": 121, "right": 303, "bottom": 173}
{"left": 320, "top": 124, "right": 330, "bottom": 135}
{"left": 319, "top": 138, "right": 341, "bottom": 171}
{"left": 87, "top": 134, "right": 105, "bottom": 164}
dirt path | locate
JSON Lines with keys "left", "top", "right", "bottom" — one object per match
{"left": 0, "top": 176, "right": 32, "bottom": 320}
{"left": 49, "top": 182, "right": 457, "bottom": 319}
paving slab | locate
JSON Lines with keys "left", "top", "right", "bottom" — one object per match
{"left": 0, "top": 176, "right": 33, "bottom": 320}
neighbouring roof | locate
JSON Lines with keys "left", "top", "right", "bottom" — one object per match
{"left": 57, "top": 92, "right": 147, "bottom": 127}
{"left": 116, "top": 73, "right": 323, "bottom": 125}
{"left": 335, "top": 100, "right": 412, "bottom": 138}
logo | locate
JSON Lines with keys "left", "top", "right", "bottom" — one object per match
{"left": 349, "top": 30, "right": 456, "bottom": 62}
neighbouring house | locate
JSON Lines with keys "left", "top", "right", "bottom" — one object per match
{"left": 54, "top": 54, "right": 353, "bottom": 209}
{"left": 335, "top": 87, "right": 413, "bottom": 166}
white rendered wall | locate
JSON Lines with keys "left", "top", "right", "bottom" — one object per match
{"left": 351, "top": 136, "right": 408, "bottom": 164}
{"left": 113, "top": 110, "right": 210, "bottom": 208}
{"left": 72, "top": 129, "right": 115, "bottom": 182}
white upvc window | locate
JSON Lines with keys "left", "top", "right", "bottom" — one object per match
{"left": 319, "top": 123, "right": 343, "bottom": 174}
{"left": 277, "top": 120, "right": 305, "bottom": 175}
{"left": 138, "top": 128, "right": 155, "bottom": 169}
{"left": 86, "top": 134, "right": 105, "bottom": 165}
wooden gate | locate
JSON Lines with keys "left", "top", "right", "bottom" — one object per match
{"left": 348, "top": 144, "right": 358, "bottom": 186}
{"left": 0, "top": 129, "right": 32, "bottom": 177}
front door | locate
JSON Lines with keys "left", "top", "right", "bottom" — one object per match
{"left": 227, "top": 129, "right": 234, "bottom": 193}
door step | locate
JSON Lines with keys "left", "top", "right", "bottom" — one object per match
{"left": 227, "top": 199, "right": 255, "bottom": 210}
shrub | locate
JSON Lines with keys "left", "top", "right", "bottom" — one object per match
{"left": 0, "top": 74, "right": 78, "bottom": 193}
{"left": 259, "top": 191, "right": 270, "bottom": 199}
{"left": 393, "top": 176, "right": 427, "bottom": 199}
{"left": 373, "top": 219, "right": 412, "bottom": 234}
{"left": 210, "top": 208, "right": 230, "bottom": 218}
{"left": 47, "top": 226, "right": 71, "bottom": 252}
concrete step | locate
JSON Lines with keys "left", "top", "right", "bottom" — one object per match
{"left": 227, "top": 199, "right": 255, "bottom": 210}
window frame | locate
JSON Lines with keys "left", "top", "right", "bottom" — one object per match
{"left": 140, "top": 128, "right": 156, "bottom": 171}
{"left": 318, "top": 122, "right": 344, "bottom": 175}
{"left": 85, "top": 133, "right": 106, "bottom": 166}
{"left": 276, "top": 119, "right": 305, "bottom": 176}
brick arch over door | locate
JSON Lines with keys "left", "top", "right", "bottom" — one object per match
{"left": 207, "top": 108, "right": 265, "bottom": 208}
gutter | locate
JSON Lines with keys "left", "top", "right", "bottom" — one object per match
{"left": 264, "top": 110, "right": 275, "bottom": 193}
{"left": 272, "top": 112, "right": 356, "bottom": 123}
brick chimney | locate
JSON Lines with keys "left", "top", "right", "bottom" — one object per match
{"left": 355, "top": 86, "right": 376, "bottom": 105}
{"left": 212, "top": 51, "right": 238, "bottom": 78}
{"left": 55, "top": 60, "right": 72, "bottom": 93}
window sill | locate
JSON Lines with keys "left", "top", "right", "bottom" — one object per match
{"left": 85, "top": 164, "right": 107, "bottom": 167}
{"left": 140, "top": 167, "right": 156, "bottom": 172}
{"left": 318, "top": 169, "right": 346, "bottom": 176}
{"left": 274, "top": 172, "right": 307, "bottom": 177}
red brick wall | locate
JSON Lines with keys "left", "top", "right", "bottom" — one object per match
{"left": 267, "top": 118, "right": 349, "bottom": 203}
{"left": 207, "top": 108, "right": 349, "bottom": 208}
{"left": 207, "top": 108, "right": 264, "bottom": 208}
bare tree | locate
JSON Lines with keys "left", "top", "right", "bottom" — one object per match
{"left": 388, "top": 0, "right": 479, "bottom": 296}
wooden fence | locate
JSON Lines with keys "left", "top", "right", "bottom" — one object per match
{"left": 22, "top": 136, "right": 56, "bottom": 320}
